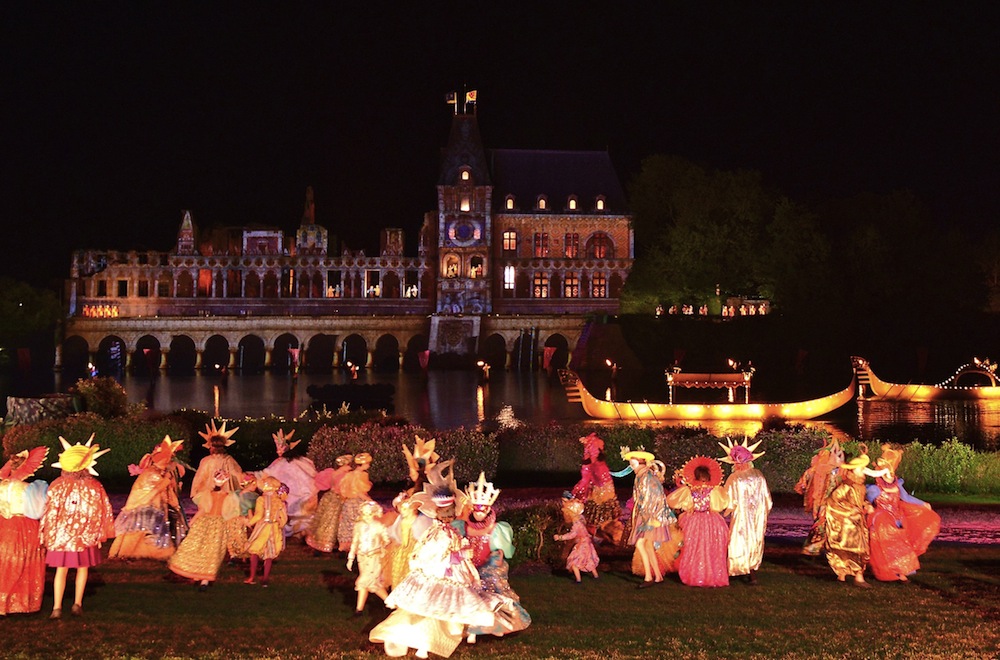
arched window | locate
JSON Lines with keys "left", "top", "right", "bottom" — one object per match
{"left": 505, "top": 195, "right": 515, "bottom": 210}
{"left": 567, "top": 195, "right": 578, "bottom": 211}
{"left": 503, "top": 265, "right": 515, "bottom": 290}
{"left": 461, "top": 169, "right": 470, "bottom": 181}
{"left": 595, "top": 196, "right": 606, "bottom": 211}
{"left": 537, "top": 196, "right": 547, "bottom": 211}
{"left": 586, "top": 232, "right": 614, "bottom": 259}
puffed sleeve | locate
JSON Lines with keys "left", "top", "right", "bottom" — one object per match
{"left": 22, "top": 480, "right": 49, "bottom": 519}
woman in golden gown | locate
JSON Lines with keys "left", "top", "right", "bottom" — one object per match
{"left": 824, "top": 454, "right": 874, "bottom": 587}
{"left": 168, "top": 468, "right": 240, "bottom": 589}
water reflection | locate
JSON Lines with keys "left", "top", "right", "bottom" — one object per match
{"left": 10, "top": 370, "right": 995, "bottom": 450}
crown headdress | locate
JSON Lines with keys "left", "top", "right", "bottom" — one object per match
{"left": 718, "top": 436, "right": 765, "bottom": 465}
{"left": 465, "top": 471, "right": 501, "bottom": 508}
{"left": 272, "top": 429, "right": 300, "bottom": 456}
{"left": 52, "top": 434, "right": 111, "bottom": 475}
{"left": 403, "top": 434, "right": 440, "bottom": 482}
{"left": 199, "top": 420, "right": 239, "bottom": 450}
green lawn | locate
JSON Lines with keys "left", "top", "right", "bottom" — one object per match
{"left": 5, "top": 540, "right": 999, "bottom": 659}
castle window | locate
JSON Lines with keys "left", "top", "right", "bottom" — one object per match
{"left": 469, "top": 255, "right": 484, "bottom": 278}
{"left": 568, "top": 196, "right": 578, "bottom": 211}
{"left": 460, "top": 196, "right": 471, "bottom": 212}
{"left": 533, "top": 232, "right": 549, "bottom": 258}
{"left": 461, "top": 169, "right": 470, "bottom": 181}
{"left": 564, "top": 273, "right": 580, "bottom": 298}
{"left": 537, "top": 196, "right": 547, "bottom": 211}
{"left": 117, "top": 280, "right": 128, "bottom": 297}
{"left": 503, "top": 265, "right": 515, "bottom": 290}
{"left": 138, "top": 280, "right": 149, "bottom": 297}
{"left": 502, "top": 230, "right": 517, "bottom": 253}
{"left": 592, "top": 273, "right": 607, "bottom": 298}
{"left": 596, "top": 196, "right": 606, "bottom": 211}
{"left": 586, "top": 232, "right": 613, "bottom": 259}
{"left": 533, "top": 272, "right": 549, "bottom": 298}
{"left": 564, "top": 233, "right": 579, "bottom": 258}
{"left": 505, "top": 195, "right": 515, "bottom": 210}
{"left": 97, "top": 280, "right": 108, "bottom": 297}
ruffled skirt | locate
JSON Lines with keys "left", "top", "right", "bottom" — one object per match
{"left": 168, "top": 514, "right": 227, "bottom": 582}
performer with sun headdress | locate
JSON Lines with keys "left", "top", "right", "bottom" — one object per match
{"left": 0, "top": 446, "right": 49, "bottom": 615}
{"left": 39, "top": 435, "right": 115, "bottom": 618}
{"left": 719, "top": 437, "right": 772, "bottom": 585}
{"left": 667, "top": 455, "right": 731, "bottom": 587}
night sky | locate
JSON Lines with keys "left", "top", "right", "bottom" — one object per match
{"left": 3, "top": 3, "right": 998, "bottom": 288}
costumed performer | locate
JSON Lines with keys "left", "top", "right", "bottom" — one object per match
{"left": 337, "top": 452, "right": 374, "bottom": 552}
{"left": 306, "top": 453, "right": 354, "bottom": 554}
{"left": 255, "top": 429, "right": 317, "bottom": 538}
{"left": 0, "top": 446, "right": 49, "bottom": 615}
{"left": 168, "top": 468, "right": 241, "bottom": 590}
{"left": 109, "top": 436, "right": 187, "bottom": 560}
{"left": 370, "top": 460, "right": 508, "bottom": 659}
{"left": 39, "top": 435, "right": 115, "bottom": 618}
{"left": 794, "top": 437, "right": 844, "bottom": 556}
{"left": 386, "top": 436, "right": 439, "bottom": 586}
{"left": 571, "top": 432, "right": 623, "bottom": 544}
{"left": 553, "top": 498, "right": 599, "bottom": 583}
{"left": 720, "top": 437, "right": 772, "bottom": 584}
{"left": 244, "top": 476, "right": 288, "bottom": 586}
{"left": 347, "top": 499, "right": 391, "bottom": 615}
{"left": 824, "top": 451, "right": 874, "bottom": 587}
{"left": 666, "top": 456, "right": 731, "bottom": 588}
{"left": 456, "top": 472, "right": 530, "bottom": 644}
{"left": 865, "top": 444, "right": 941, "bottom": 582}
{"left": 191, "top": 420, "right": 244, "bottom": 499}
{"left": 617, "top": 447, "right": 675, "bottom": 588}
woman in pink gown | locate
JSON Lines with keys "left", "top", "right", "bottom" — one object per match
{"left": 666, "top": 456, "right": 730, "bottom": 587}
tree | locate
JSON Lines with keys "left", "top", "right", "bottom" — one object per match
{"left": 0, "top": 278, "right": 62, "bottom": 350}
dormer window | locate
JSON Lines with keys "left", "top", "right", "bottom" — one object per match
{"left": 568, "top": 196, "right": 578, "bottom": 211}
{"left": 595, "top": 196, "right": 606, "bottom": 211}
{"left": 537, "top": 196, "right": 547, "bottom": 211}
{"left": 505, "top": 195, "right": 515, "bottom": 210}
{"left": 461, "top": 169, "right": 470, "bottom": 181}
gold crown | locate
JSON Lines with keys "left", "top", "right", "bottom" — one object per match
{"left": 199, "top": 420, "right": 239, "bottom": 449}
{"left": 465, "top": 471, "right": 500, "bottom": 507}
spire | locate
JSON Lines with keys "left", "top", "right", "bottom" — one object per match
{"left": 301, "top": 186, "right": 315, "bottom": 226}
{"left": 438, "top": 114, "right": 490, "bottom": 186}
{"left": 176, "top": 209, "right": 196, "bottom": 255}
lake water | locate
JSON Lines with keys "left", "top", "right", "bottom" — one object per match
{"left": 5, "top": 368, "right": 998, "bottom": 451}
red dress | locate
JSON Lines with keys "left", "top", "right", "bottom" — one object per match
{"left": 866, "top": 478, "right": 940, "bottom": 581}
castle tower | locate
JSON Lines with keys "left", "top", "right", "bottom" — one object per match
{"left": 434, "top": 113, "right": 493, "bottom": 314}
{"left": 176, "top": 210, "right": 196, "bottom": 255}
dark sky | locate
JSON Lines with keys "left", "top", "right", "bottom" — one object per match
{"left": 2, "top": 3, "right": 998, "bottom": 288}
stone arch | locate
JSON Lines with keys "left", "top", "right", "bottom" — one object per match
{"left": 203, "top": 335, "right": 231, "bottom": 370}
{"left": 402, "top": 334, "right": 429, "bottom": 372}
{"left": 168, "top": 335, "right": 197, "bottom": 374}
{"left": 263, "top": 271, "right": 280, "bottom": 298}
{"left": 341, "top": 333, "right": 368, "bottom": 370}
{"left": 134, "top": 335, "right": 162, "bottom": 376}
{"left": 304, "top": 333, "right": 337, "bottom": 373}
{"left": 310, "top": 272, "right": 324, "bottom": 299}
{"left": 479, "top": 333, "right": 508, "bottom": 370}
{"left": 511, "top": 331, "right": 537, "bottom": 371}
{"left": 245, "top": 272, "right": 261, "bottom": 298}
{"left": 585, "top": 231, "right": 615, "bottom": 259}
{"left": 237, "top": 335, "right": 266, "bottom": 373}
{"left": 95, "top": 335, "right": 126, "bottom": 376}
{"left": 373, "top": 334, "right": 400, "bottom": 372}
{"left": 61, "top": 335, "right": 90, "bottom": 378}
{"left": 543, "top": 333, "right": 570, "bottom": 370}
{"left": 272, "top": 333, "right": 300, "bottom": 373}
{"left": 297, "top": 270, "right": 311, "bottom": 298}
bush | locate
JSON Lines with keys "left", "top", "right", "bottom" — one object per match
{"left": 72, "top": 376, "right": 137, "bottom": 418}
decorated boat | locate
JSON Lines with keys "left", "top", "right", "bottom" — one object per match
{"left": 559, "top": 369, "right": 856, "bottom": 421}
{"left": 853, "top": 356, "right": 1000, "bottom": 401}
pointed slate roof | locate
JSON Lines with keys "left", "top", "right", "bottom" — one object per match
{"left": 438, "top": 114, "right": 491, "bottom": 186}
{"left": 488, "top": 149, "right": 628, "bottom": 214}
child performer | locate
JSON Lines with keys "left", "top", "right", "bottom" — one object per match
{"left": 0, "top": 446, "right": 49, "bottom": 615}
{"left": 667, "top": 456, "right": 731, "bottom": 587}
{"left": 39, "top": 435, "right": 115, "bottom": 618}
{"left": 244, "top": 476, "right": 288, "bottom": 586}
{"left": 618, "top": 448, "right": 674, "bottom": 588}
{"left": 168, "top": 469, "right": 240, "bottom": 590}
{"left": 347, "top": 500, "right": 391, "bottom": 615}
{"left": 571, "top": 433, "right": 623, "bottom": 544}
{"left": 337, "top": 452, "right": 374, "bottom": 552}
{"left": 553, "top": 498, "right": 600, "bottom": 582}
{"left": 720, "top": 437, "right": 772, "bottom": 584}
{"left": 824, "top": 452, "right": 874, "bottom": 587}
{"left": 865, "top": 444, "right": 940, "bottom": 582}
{"left": 109, "top": 436, "right": 187, "bottom": 560}
{"left": 306, "top": 454, "right": 354, "bottom": 554}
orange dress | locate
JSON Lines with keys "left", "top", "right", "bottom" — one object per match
{"left": 0, "top": 478, "right": 48, "bottom": 614}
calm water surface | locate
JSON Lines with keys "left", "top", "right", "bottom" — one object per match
{"left": 10, "top": 369, "right": 992, "bottom": 450}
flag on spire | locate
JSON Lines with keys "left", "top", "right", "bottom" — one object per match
{"left": 465, "top": 90, "right": 478, "bottom": 103}
{"left": 445, "top": 91, "right": 458, "bottom": 104}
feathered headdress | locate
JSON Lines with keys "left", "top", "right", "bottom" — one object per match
{"left": 199, "top": 420, "right": 239, "bottom": 450}
{"left": 466, "top": 471, "right": 501, "bottom": 508}
{"left": 718, "top": 436, "right": 765, "bottom": 465}
{"left": 272, "top": 429, "right": 300, "bottom": 456}
{"left": 52, "top": 434, "right": 110, "bottom": 475}
{"left": 403, "top": 434, "right": 440, "bottom": 483}
{"left": 0, "top": 446, "right": 49, "bottom": 481}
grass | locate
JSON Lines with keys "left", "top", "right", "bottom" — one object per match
{"left": 3, "top": 539, "right": 999, "bottom": 659}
